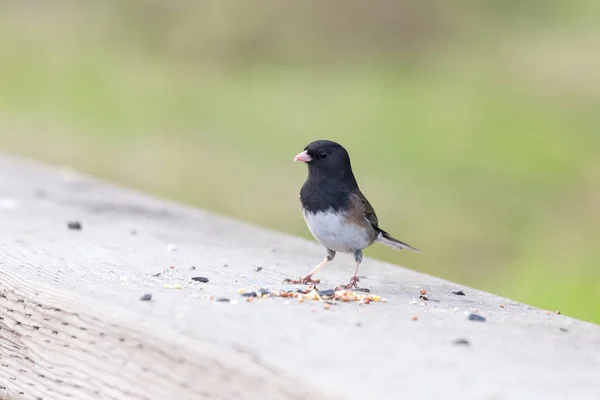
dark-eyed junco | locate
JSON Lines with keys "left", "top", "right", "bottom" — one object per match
{"left": 287, "top": 140, "right": 419, "bottom": 289}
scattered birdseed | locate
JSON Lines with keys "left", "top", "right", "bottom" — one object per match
{"left": 140, "top": 294, "right": 152, "bottom": 301}
{"left": 131, "top": 230, "right": 138, "bottom": 236}
{"left": 216, "top": 297, "right": 230, "bottom": 302}
{"left": 191, "top": 277, "right": 209, "bottom": 283}
{"left": 255, "top": 266, "right": 263, "bottom": 272}
{"left": 420, "top": 289, "right": 427, "bottom": 295}
{"left": 152, "top": 268, "right": 170, "bottom": 277}
{"left": 560, "top": 327, "right": 569, "bottom": 332}
{"left": 411, "top": 315, "right": 418, "bottom": 321}
{"left": 298, "top": 297, "right": 305, "bottom": 303}
{"left": 453, "top": 338, "right": 470, "bottom": 345}
{"left": 468, "top": 313, "right": 486, "bottom": 322}
{"left": 499, "top": 305, "right": 505, "bottom": 308}
{"left": 191, "top": 266, "right": 196, "bottom": 270}
{"left": 301, "top": 289, "right": 320, "bottom": 300}
{"left": 556, "top": 311, "right": 562, "bottom": 315}
{"left": 318, "top": 289, "right": 336, "bottom": 298}
{"left": 323, "top": 303, "right": 331, "bottom": 310}
{"left": 67, "top": 221, "right": 82, "bottom": 230}
{"left": 235, "top": 286, "right": 385, "bottom": 304}
{"left": 163, "top": 283, "right": 184, "bottom": 289}
{"left": 452, "top": 290, "right": 466, "bottom": 296}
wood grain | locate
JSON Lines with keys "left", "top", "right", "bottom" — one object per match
{"left": 1, "top": 153, "right": 599, "bottom": 400}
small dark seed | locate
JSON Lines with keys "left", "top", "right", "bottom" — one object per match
{"left": 355, "top": 287, "right": 370, "bottom": 293}
{"left": 318, "top": 289, "right": 336, "bottom": 297}
{"left": 191, "top": 277, "right": 209, "bottom": 283}
{"left": 191, "top": 266, "right": 196, "bottom": 270}
{"left": 453, "top": 338, "right": 470, "bottom": 345}
{"left": 241, "top": 292, "right": 257, "bottom": 298}
{"left": 452, "top": 290, "right": 466, "bottom": 296}
{"left": 468, "top": 313, "right": 486, "bottom": 322}
{"left": 140, "top": 294, "right": 152, "bottom": 301}
{"left": 560, "top": 327, "right": 569, "bottom": 332}
{"left": 258, "top": 288, "right": 271, "bottom": 296}
{"left": 216, "top": 297, "right": 230, "bottom": 302}
{"left": 131, "top": 230, "right": 138, "bottom": 235}
{"left": 254, "top": 266, "right": 263, "bottom": 272}
{"left": 67, "top": 221, "right": 82, "bottom": 230}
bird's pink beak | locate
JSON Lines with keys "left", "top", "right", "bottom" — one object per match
{"left": 293, "top": 150, "right": 312, "bottom": 163}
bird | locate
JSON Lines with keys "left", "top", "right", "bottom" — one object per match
{"left": 287, "top": 139, "right": 419, "bottom": 289}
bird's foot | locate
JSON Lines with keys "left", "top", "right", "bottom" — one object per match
{"left": 283, "top": 275, "right": 321, "bottom": 285}
{"left": 335, "top": 276, "right": 360, "bottom": 291}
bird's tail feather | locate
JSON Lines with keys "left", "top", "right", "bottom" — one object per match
{"left": 376, "top": 230, "right": 420, "bottom": 253}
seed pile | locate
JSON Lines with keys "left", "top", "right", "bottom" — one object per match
{"left": 238, "top": 286, "right": 386, "bottom": 305}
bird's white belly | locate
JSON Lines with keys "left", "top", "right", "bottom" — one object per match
{"left": 303, "top": 210, "right": 372, "bottom": 253}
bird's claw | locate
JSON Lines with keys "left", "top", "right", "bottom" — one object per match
{"left": 283, "top": 276, "right": 321, "bottom": 285}
{"left": 335, "top": 276, "right": 361, "bottom": 291}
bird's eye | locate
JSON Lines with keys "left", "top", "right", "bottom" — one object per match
{"left": 319, "top": 153, "right": 328, "bottom": 159}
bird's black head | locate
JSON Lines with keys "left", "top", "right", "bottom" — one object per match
{"left": 294, "top": 140, "right": 355, "bottom": 180}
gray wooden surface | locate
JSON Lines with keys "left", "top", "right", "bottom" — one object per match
{"left": 1, "top": 153, "right": 599, "bottom": 400}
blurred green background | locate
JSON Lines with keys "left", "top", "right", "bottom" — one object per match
{"left": 1, "top": 1, "right": 599, "bottom": 323}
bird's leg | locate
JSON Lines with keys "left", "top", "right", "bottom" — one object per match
{"left": 337, "top": 250, "right": 363, "bottom": 290}
{"left": 284, "top": 249, "right": 335, "bottom": 285}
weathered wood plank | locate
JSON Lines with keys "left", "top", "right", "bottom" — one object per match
{"left": 1, "top": 153, "right": 599, "bottom": 400}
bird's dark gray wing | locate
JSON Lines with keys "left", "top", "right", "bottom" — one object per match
{"left": 351, "top": 190, "right": 379, "bottom": 230}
